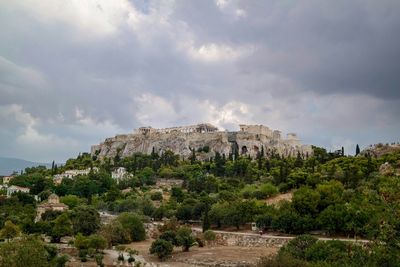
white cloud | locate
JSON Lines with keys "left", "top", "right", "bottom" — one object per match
{"left": 10, "top": 0, "right": 136, "bottom": 39}
{"left": 134, "top": 93, "right": 178, "bottom": 128}
{"left": 0, "top": 104, "right": 126, "bottom": 161}
{"left": 188, "top": 43, "right": 254, "bottom": 62}
{"left": 198, "top": 100, "right": 254, "bottom": 130}
{"left": 215, "top": 0, "right": 229, "bottom": 9}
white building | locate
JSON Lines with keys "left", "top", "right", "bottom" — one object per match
{"left": 53, "top": 167, "right": 99, "bottom": 184}
{"left": 111, "top": 167, "right": 131, "bottom": 181}
{"left": 2, "top": 175, "right": 14, "bottom": 185}
{"left": 7, "top": 185, "right": 30, "bottom": 197}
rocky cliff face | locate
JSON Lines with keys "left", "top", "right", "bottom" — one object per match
{"left": 361, "top": 143, "right": 400, "bottom": 158}
{"left": 91, "top": 124, "right": 313, "bottom": 160}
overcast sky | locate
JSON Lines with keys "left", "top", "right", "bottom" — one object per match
{"left": 0, "top": 0, "right": 399, "bottom": 162}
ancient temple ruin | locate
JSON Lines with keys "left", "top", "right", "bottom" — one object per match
{"left": 137, "top": 123, "right": 218, "bottom": 135}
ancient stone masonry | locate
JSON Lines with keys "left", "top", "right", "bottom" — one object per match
{"left": 91, "top": 123, "right": 313, "bottom": 160}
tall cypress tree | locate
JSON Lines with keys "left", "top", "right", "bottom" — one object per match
{"left": 355, "top": 144, "right": 360, "bottom": 156}
{"left": 190, "top": 149, "right": 196, "bottom": 165}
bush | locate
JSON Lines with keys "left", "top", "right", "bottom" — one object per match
{"left": 149, "top": 239, "right": 173, "bottom": 261}
{"left": 78, "top": 249, "right": 88, "bottom": 262}
{"left": 257, "top": 253, "right": 310, "bottom": 267}
{"left": 176, "top": 226, "right": 196, "bottom": 252}
{"left": 255, "top": 214, "right": 273, "bottom": 230}
{"left": 281, "top": 235, "right": 318, "bottom": 260}
{"left": 70, "top": 205, "right": 100, "bottom": 235}
{"left": 203, "top": 230, "right": 216, "bottom": 242}
{"left": 196, "top": 237, "right": 204, "bottom": 247}
{"left": 87, "top": 234, "right": 107, "bottom": 251}
{"left": 259, "top": 183, "right": 278, "bottom": 198}
{"left": 159, "top": 230, "right": 178, "bottom": 246}
{"left": 99, "top": 220, "right": 131, "bottom": 247}
{"left": 117, "top": 212, "right": 146, "bottom": 241}
{"left": 159, "top": 167, "right": 174, "bottom": 178}
{"left": 150, "top": 191, "right": 163, "bottom": 201}
{"left": 304, "top": 240, "right": 348, "bottom": 262}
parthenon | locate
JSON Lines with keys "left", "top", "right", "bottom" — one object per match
{"left": 136, "top": 123, "right": 219, "bottom": 135}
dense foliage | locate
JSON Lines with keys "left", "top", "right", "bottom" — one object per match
{"left": 1, "top": 146, "right": 400, "bottom": 264}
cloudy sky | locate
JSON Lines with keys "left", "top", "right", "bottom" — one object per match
{"left": 0, "top": 0, "right": 399, "bottom": 162}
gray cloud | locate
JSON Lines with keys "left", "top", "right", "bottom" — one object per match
{"left": 0, "top": 0, "right": 399, "bottom": 162}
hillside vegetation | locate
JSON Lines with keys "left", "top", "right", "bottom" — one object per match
{"left": 1, "top": 146, "right": 400, "bottom": 266}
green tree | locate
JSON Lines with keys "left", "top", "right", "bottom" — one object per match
{"left": 281, "top": 234, "right": 318, "bottom": 260}
{"left": 316, "top": 180, "right": 344, "bottom": 210}
{"left": 317, "top": 204, "right": 347, "bottom": 234}
{"left": 99, "top": 220, "right": 131, "bottom": 247}
{"left": 159, "top": 230, "right": 179, "bottom": 246}
{"left": 88, "top": 234, "right": 107, "bottom": 252}
{"left": 138, "top": 167, "right": 156, "bottom": 185}
{"left": 171, "top": 187, "right": 185, "bottom": 203}
{"left": 70, "top": 205, "right": 100, "bottom": 235}
{"left": 176, "top": 226, "right": 196, "bottom": 252}
{"left": 60, "top": 195, "right": 85, "bottom": 209}
{"left": 292, "top": 187, "right": 320, "bottom": 215}
{"left": 356, "top": 144, "right": 360, "bottom": 156}
{"left": 0, "top": 220, "right": 20, "bottom": 240}
{"left": 149, "top": 239, "right": 173, "bottom": 261}
{"left": 202, "top": 209, "right": 211, "bottom": 232}
{"left": 117, "top": 212, "right": 146, "bottom": 241}
{"left": 176, "top": 204, "right": 193, "bottom": 222}
{"left": 94, "top": 253, "right": 104, "bottom": 267}
{"left": 0, "top": 235, "right": 51, "bottom": 267}
{"left": 51, "top": 213, "right": 72, "bottom": 242}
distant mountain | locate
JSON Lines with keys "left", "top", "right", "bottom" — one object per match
{"left": 0, "top": 157, "right": 53, "bottom": 176}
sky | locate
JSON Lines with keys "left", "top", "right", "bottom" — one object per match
{"left": 0, "top": 0, "right": 399, "bottom": 162}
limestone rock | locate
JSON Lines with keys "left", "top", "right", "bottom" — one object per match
{"left": 379, "top": 162, "right": 395, "bottom": 176}
{"left": 91, "top": 123, "right": 313, "bottom": 160}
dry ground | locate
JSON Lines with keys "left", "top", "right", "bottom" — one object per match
{"left": 125, "top": 239, "right": 278, "bottom": 266}
{"left": 66, "top": 239, "right": 277, "bottom": 267}
{"left": 265, "top": 192, "right": 293, "bottom": 206}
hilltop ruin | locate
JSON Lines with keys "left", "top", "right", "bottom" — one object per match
{"left": 91, "top": 123, "right": 312, "bottom": 160}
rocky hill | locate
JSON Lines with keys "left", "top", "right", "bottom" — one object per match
{"left": 91, "top": 123, "right": 312, "bottom": 160}
{"left": 361, "top": 143, "right": 400, "bottom": 157}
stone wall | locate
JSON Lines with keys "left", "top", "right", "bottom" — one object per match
{"left": 193, "top": 229, "right": 292, "bottom": 248}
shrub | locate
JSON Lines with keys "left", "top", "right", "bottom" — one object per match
{"left": 196, "top": 237, "right": 204, "bottom": 247}
{"left": 255, "top": 214, "right": 273, "bottom": 230}
{"left": 281, "top": 235, "right": 318, "bottom": 260}
{"left": 304, "top": 240, "right": 348, "bottom": 262}
{"left": 176, "top": 226, "right": 196, "bottom": 252}
{"left": 203, "top": 230, "right": 216, "bottom": 242}
{"left": 149, "top": 239, "right": 173, "bottom": 261}
{"left": 150, "top": 191, "right": 163, "bottom": 201}
{"left": 259, "top": 183, "right": 278, "bottom": 198}
{"left": 87, "top": 234, "right": 107, "bottom": 251}
{"left": 117, "top": 212, "right": 146, "bottom": 241}
{"left": 159, "top": 167, "right": 174, "bottom": 178}
{"left": 257, "top": 253, "right": 310, "bottom": 267}
{"left": 159, "top": 230, "right": 179, "bottom": 246}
